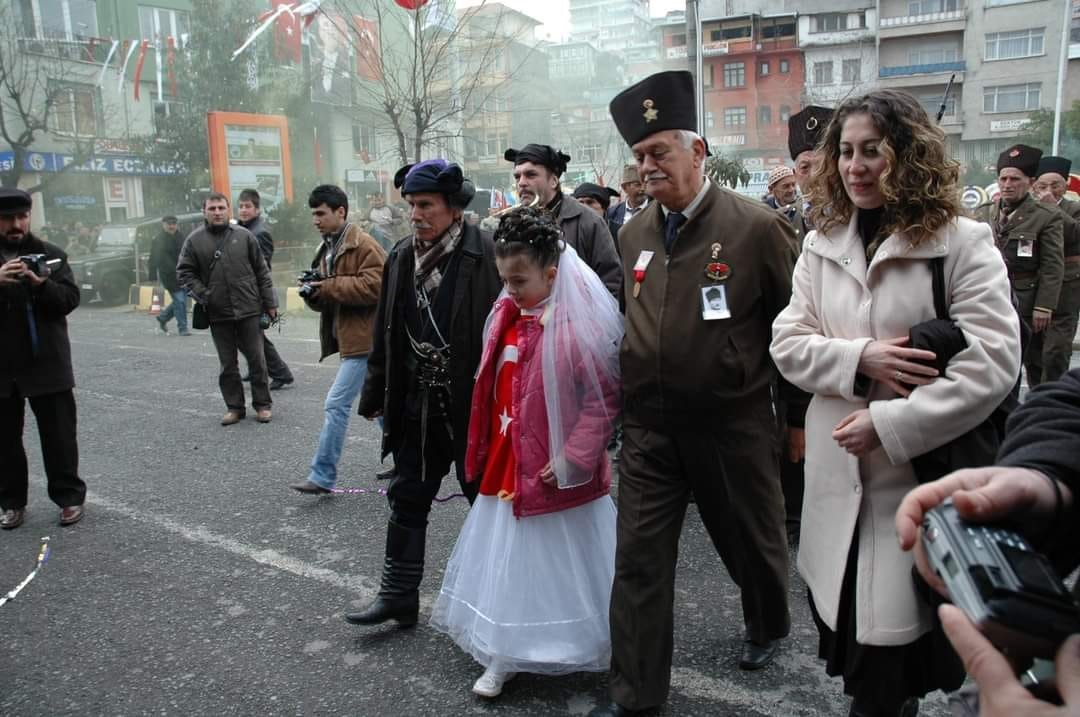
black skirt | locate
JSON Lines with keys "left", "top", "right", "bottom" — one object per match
{"left": 808, "top": 528, "right": 965, "bottom": 713}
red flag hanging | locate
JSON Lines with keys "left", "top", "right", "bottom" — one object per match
{"left": 272, "top": 0, "right": 302, "bottom": 64}
{"left": 353, "top": 16, "right": 382, "bottom": 82}
{"left": 166, "top": 36, "right": 178, "bottom": 98}
{"left": 394, "top": 0, "right": 430, "bottom": 9}
{"left": 131, "top": 40, "right": 150, "bottom": 101}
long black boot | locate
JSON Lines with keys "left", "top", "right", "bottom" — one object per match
{"left": 345, "top": 520, "right": 425, "bottom": 627}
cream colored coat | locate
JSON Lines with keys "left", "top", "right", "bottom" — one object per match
{"left": 770, "top": 213, "right": 1021, "bottom": 645}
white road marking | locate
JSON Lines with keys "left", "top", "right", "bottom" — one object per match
{"left": 86, "top": 493, "right": 377, "bottom": 600}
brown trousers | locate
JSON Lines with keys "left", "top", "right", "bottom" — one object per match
{"left": 608, "top": 398, "right": 791, "bottom": 710}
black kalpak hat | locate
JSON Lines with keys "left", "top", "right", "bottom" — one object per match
{"left": 504, "top": 144, "right": 571, "bottom": 177}
{"left": 788, "top": 106, "right": 833, "bottom": 161}
{"left": 394, "top": 159, "right": 476, "bottom": 209}
{"left": 162, "top": 214, "right": 178, "bottom": 223}
{"left": 1037, "top": 155, "right": 1072, "bottom": 180}
{"left": 0, "top": 188, "right": 32, "bottom": 216}
{"left": 572, "top": 182, "right": 620, "bottom": 211}
{"left": 609, "top": 70, "right": 698, "bottom": 148}
{"left": 998, "top": 144, "right": 1042, "bottom": 178}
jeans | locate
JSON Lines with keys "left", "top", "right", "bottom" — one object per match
{"left": 307, "top": 356, "right": 369, "bottom": 489}
{"left": 160, "top": 287, "right": 188, "bottom": 333}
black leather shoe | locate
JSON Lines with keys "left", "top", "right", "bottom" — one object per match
{"left": 290, "top": 480, "right": 332, "bottom": 494}
{"left": 344, "top": 593, "right": 419, "bottom": 627}
{"left": 269, "top": 378, "right": 294, "bottom": 390}
{"left": 1, "top": 508, "right": 25, "bottom": 530}
{"left": 587, "top": 702, "right": 653, "bottom": 716}
{"left": 60, "top": 505, "right": 84, "bottom": 526}
{"left": 739, "top": 638, "right": 780, "bottom": 670}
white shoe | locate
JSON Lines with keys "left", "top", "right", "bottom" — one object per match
{"left": 471, "top": 666, "right": 516, "bottom": 698}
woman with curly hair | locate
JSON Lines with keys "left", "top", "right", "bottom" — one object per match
{"left": 430, "top": 205, "right": 622, "bottom": 699}
{"left": 770, "top": 89, "right": 1022, "bottom": 716}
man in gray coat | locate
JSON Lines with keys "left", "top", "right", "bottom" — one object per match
{"left": 177, "top": 193, "right": 278, "bottom": 425}
{"left": 505, "top": 143, "right": 622, "bottom": 296}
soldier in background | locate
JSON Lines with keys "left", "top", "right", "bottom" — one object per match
{"left": 975, "top": 145, "right": 1064, "bottom": 387}
{"left": 788, "top": 105, "right": 833, "bottom": 230}
{"left": 1032, "top": 155, "right": 1080, "bottom": 383}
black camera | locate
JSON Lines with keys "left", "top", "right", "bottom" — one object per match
{"left": 19, "top": 253, "right": 59, "bottom": 277}
{"left": 922, "top": 499, "right": 1080, "bottom": 660}
{"left": 297, "top": 269, "right": 324, "bottom": 299}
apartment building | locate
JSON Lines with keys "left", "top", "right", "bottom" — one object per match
{"left": 798, "top": 5, "right": 878, "bottom": 107}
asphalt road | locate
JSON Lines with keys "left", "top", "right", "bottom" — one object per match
{"left": 0, "top": 306, "right": 961, "bottom": 716}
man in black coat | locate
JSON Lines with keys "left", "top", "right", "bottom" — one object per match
{"left": 0, "top": 188, "right": 85, "bottom": 529}
{"left": 149, "top": 215, "right": 189, "bottom": 335}
{"left": 237, "top": 188, "right": 294, "bottom": 390}
{"left": 345, "top": 159, "right": 501, "bottom": 629}
{"left": 177, "top": 193, "right": 278, "bottom": 426}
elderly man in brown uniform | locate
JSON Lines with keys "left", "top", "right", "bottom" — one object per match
{"left": 974, "top": 145, "right": 1064, "bottom": 387}
{"left": 1033, "top": 155, "right": 1080, "bottom": 382}
{"left": 588, "top": 70, "right": 794, "bottom": 717}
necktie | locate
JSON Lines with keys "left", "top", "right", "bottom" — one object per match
{"left": 664, "top": 211, "right": 686, "bottom": 253}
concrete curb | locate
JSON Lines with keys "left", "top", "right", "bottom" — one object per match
{"left": 128, "top": 285, "right": 311, "bottom": 314}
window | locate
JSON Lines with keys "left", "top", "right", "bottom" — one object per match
{"left": 918, "top": 92, "right": 957, "bottom": 118}
{"left": 579, "top": 144, "right": 602, "bottom": 163}
{"left": 780, "top": 105, "right": 791, "bottom": 121}
{"left": 813, "top": 61, "right": 834, "bottom": 85}
{"left": 983, "top": 83, "right": 1042, "bottom": 113}
{"left": 482, "top": 131, "right": 509, "bottom": 158}
{"left": 985, "top": 29, "right": 1045, "bottom": 61}
{"left": 717, "top": 23, "right": 752, "bottom": 40}
{"left": 671, "top": 33, "right": 686, "bottom": 46}
{"left": 758, "top": 105, "right": 772, "bottom": 125}
{"left": 18, "top": 0, "right": 98, "bottom": 40}
{"left": 352, "top": 125, "right": 378, "bottom": 157}
{"left": 760, "top": 19, "right": 796, "bottom": 39}
{"left": 908, "top": 47, "right": 960, "bottom": 64}
{"left": 813, "top": 13, "right": 846, "bottom": 33}
{"left": 51, "top": 83, "right": 99, "bottom": 136}
{"left": 703, "top": 64, "right": 715, "bottom": 87}
{"left": 909, "top": 0, "right": 958, "bottom": 13}
{"left": 779, "top": 58, "right": 790, "bottom": 73}
{"left": 760, "top": 61, "right": 770, "bottom": 76}
{"left": 710, "top": 29, "right": 724, "bottom": 42}
{"left": 842, "top": 59, "right": 861, "bottom": 83}
{"left": 706, "top": 111, "right": 715, "bottom": 129}
{"left": 139, "top": 5, "right": 190, "bottom": 43}
{"left": 723, "top": 62, "right": 745, "bottom": 88}
{"left": 723, "top": 107, "right": 747, "bottom": 127}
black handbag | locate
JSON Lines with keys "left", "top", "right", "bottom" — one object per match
{"left": 192, "top": 302, "right": 209, "bottom": 330}
{"left": 907, "top": 258, "right": 1016, "bottom": 484}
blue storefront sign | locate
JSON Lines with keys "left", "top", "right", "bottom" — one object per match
{"left": 0, "top": 150, "right": 186, "bottom": 177}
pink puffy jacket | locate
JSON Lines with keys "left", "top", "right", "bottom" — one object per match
{"left": 465, "top": 296, "right": 619, "bottom": 518}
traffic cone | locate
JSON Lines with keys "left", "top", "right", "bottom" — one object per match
{"left": 150, "top": 289, "right": 162, "bottom": 316}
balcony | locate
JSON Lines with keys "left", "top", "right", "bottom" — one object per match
{"left": 878, "top": 9, "right": 966, "bottom": 38}
{"left": 879, "top": 61, "right": 965, "bottom": 88}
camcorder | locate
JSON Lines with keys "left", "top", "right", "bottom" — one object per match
{"left": 922, "top": 498, "right": 1080, "bottom": 661}
{"left": 297, "top": 269, "right": 324, "bottom": 299}
{"left": 19, "top": 254, "right": 61, "bottom": 277}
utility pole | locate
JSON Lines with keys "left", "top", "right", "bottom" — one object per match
{"left": 1052, "top": 0, "right": 1071, "bottom": 154}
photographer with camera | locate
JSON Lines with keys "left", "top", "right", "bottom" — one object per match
{"left": 177, "top": 193, "right": 278, "bottom": 426}
{"left": 896, "top": 368, "right": 1080, "bottom": 715}
{"left": 0, "top": 188, "right": 85, "bottom": 529}
{"left": 289, "top": 185, "right": 386, "bottom": 495}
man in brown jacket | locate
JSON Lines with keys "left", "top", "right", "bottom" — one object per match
{"left": 974, "top": 145, "right": 1065, "bottom": 387}
{"left": 1033, "top": 155, "right": 1080, "bottom": 383}
{"left": 290, "top": 185, "right": 386, "bottom": 494}
{"left": 590, "top": 70, "right": 794, "bottom": 717}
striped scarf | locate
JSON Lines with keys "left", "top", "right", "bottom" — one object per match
{"left": 413, "top": 221, "right": 462, "bottom": 298}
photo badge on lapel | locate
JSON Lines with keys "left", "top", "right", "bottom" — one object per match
{"left": 700, "top": 242, "right": 731, "bottom": 320}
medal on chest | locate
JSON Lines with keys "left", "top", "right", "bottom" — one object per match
{"left": 632, "top": 250, "right": 654, "bottom": 299}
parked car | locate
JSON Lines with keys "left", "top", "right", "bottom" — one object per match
{"left": 68, "top": 213, "right": 202, "bottom": 304}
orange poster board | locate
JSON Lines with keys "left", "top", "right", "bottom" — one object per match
{"left": 207, "top": 112, "right": 293, "bottom": 209}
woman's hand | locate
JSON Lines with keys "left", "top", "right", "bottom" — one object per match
{"left": 786, "top": 427, "right": 806, "bottom": 463}
{"left": 538, "top": 462, "right": 557, "bottom": 486}
{"left": 832, "top": 409, "right": 880, "bottom": 456}
{"left": 857, "top": 337, "right": 939, "bottom": 397}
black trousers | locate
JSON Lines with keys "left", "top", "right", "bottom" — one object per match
{"left": 262, "top": 333, "right": 293, "bottom": 382}
{"left": 609, "top": 400, "right": 791, "bottom": 710}
{"left": 387, "top": 418, "right": 476, "bottom": 531}
{"left": 210, "top": 317, "right": 270, "bottom": 412}
{"left": 0, "top": 389, "right": 85, "bottom": 509}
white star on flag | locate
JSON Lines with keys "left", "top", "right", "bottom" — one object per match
{"left": 499, "top": 408, "right": 512, "bottom": 436}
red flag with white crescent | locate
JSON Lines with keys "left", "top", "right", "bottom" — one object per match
{"left": 273, "top": 0, "right": 302, "bottom": 63}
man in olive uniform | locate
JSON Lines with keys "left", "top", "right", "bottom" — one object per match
{"left": 788, "top": 105, "right": 833, "bottom": 225}
{"left": 975, "top": 145, "right": 1064, "bottom": 387}
{"left": 1033, "top": 155, "right": 1080, "bottom": 382}
{"left": 589, "top": 70, "right": 794, "bottom": 717}
{"left": 505, "top": 143, "right": 623, "bottom": 296}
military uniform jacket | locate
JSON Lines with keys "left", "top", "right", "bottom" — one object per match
{"left": 620, "top": 181, "right": 795, "bottom": 425}
{"left": 1056, "top": 198, "right": 1080, "bottom": 291}
{"left": 975, "top": 194, "right": 1064, "bottom": 313}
